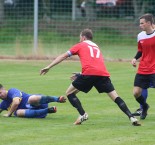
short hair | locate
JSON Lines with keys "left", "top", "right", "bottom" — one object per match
{"left": 0, "top": 84, "right": 3, "bottom": 89}
{"left": 139, "top": 13, "right": 155, "bottom": 24}
{"left": 80, "top": 29, "right": 93, "bottom": 40}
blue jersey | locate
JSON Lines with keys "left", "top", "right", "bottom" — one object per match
{"left": 0, "top": 88, "right": 31, "bottom": 111}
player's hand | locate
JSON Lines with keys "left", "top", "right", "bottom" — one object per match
{"left": 131, "top": 58, "right": 137, "bottom": 67}
{"left": 70, "top": 72, "right": 81, "bottom": 81}
{"left": 40, "top": 67, "right": 50, "bottom": 75}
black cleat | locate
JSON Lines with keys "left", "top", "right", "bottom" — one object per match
{"left": 140, "top": 104, "right": 149, "bottom": 120}
{"left": 132, "top": 108, "right": 142, "bottom": 116}
{"left": 48, "top": 106, "right": 57, "bottom": 113}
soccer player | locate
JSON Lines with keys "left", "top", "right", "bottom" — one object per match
{"left": 0, "top": 84, "right": 66, "bottom": 118}
{"left": 40, "top": 28, "right": 140, "bottom": 126}
{"left": 132, "top": 22, "right": 155, "bottom": 116}
{"left": 131, "top": 13, "right": 155, "bottom": 119}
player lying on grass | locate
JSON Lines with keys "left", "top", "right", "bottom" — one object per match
{"left": 0, "top": 84, "right": 66, "bottom": 118}
{"left": 40, "top": 28, "right": 141, "bottom": 126}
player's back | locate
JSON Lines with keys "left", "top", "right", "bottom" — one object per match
{"left": 77, "top": 40, "right": 110, "bottom": 76}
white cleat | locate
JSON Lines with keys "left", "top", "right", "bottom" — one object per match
{"left": 130, "top": 116, "right": 141, "bottom": 126}
{"left": 74, "top": 113, "right": 88, "bottom": 125}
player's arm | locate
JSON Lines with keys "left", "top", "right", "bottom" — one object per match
{"left": 131, "top": 51, "right": 142, "bottom": 67}
{"left": 40, "top": 52, "right": 69, "bottom": 75}
{"left": 3, "top": 97, "right": 21, "bottom": 117}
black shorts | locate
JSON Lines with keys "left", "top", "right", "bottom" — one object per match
{"left": 72, "top": 75, "right": 115, "bottom": 93}
{"left": 134, "top": 73, "right": 155, "bottom": 89}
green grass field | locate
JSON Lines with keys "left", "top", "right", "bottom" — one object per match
{"left": 0, "top": 60, "right": 155, "bottom": 145}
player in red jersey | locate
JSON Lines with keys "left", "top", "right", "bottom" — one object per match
{"left": 40, "top": 29, "right": 140, "bottom": 126}
{"left": 131, "top": 13, "right": 155, "bottom": 120}
{"left": 132, "top": 23, "right": 155, "bottom": 117}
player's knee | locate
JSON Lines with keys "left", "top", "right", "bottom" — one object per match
{"left": 66, "top": 90, "right": 78, "bottom": 96}
{"left": 28, "top": 95, "right": 40, "bottom": 104}
{"left": 66, "top": 93, "right": 72, "bottom": 98}
{"left": 133, "top": 91, "right": 141, "bottom": 98}
{"left": 16, "top": 109, "right": 25, "bottom": 117}
{"left": 66, "top": 90, "right": 73, "bottom": 97}
{"left": 66, "top": 91, "right": 69, "bottom": 97}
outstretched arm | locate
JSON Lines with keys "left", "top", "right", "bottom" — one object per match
{"left": 40, "top": 52, "right": 69, "bottom": 75}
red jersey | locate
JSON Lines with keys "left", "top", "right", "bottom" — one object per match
{"left": 137, "top": 31, "right": 155, "bottom": 74}
{"left": 67, "top": 40, "right": 110, "bottom": 76}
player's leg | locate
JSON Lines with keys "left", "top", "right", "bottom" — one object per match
{"left": 28, "top": 95, "right": 66, "bottom": 106}
{"left": 133, "top": 74, "right": 150, "bottom": 119}
{"left": 108, "top": 90, "right": 132, "bottom": 117}
{"left": 66, "top": 84, "right": 85, "bottom": 116}
{"left": 95, "top": 76, "right": 140, "bottom": 126}
{"left": 107, "top": 90, "right": 140, "bottom": 126}
{"left": 15, "top": 107, "right": 57, "bottom": 118}
{"left": 133, "top": 86, "right": 149, "bottom": 119}
{"left": 66, "top": 82, "right": 88, "bottom": 125}
{"left": 141, "top": 89, "right": 148, "bottom": 105}
{"left": 132, "top": 88, "right": 148, "bottom": 116}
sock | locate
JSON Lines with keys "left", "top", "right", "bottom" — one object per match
{"left": 136, "top": 95, "right": 148, "bottom": 108}
{"left": 140, "top": 89, "right": 148, "bottom": 109}
{"left": 115, "top": 97, "right": 132, "bottom": 118}
{"left": 39, "top": 96, "right": 59, "bottom": 104}
{"left": 67, "top": 93, "right": 85, "bottom": 116}
{"left": 25, "top": 108, "right": 48, "bottom": 118}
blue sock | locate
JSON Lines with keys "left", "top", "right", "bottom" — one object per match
{"left": 25, "top": 108, "right": 48, "bottom": 118}
{"left": 39, "top": 96, "right": 59, "bottom": 104}
{"left": 140, "top": 89, "right": 148, "bottom": 109}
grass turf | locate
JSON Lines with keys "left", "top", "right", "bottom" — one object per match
{"left": 0, "top": 60, "right": 155, "bottom": 145}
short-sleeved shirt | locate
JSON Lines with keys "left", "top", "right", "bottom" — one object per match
{"left": 0, "top": 88, "right": 31, "bottom": 111}
{"left": 67, "top": 40, "right": 110, "bottom": 76}
{"left": 137, "top": 31, "right": 155, "bottom": 74}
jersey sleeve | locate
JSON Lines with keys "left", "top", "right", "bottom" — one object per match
{"left": 67, "top": 43, "right": 81, "bottom": 56}
{"left": 137, "top": 32, "right": 143, "bottom": 52}
{"left": 138, "top": 41, "right": 142, "bottom": 52}
{"left": 8, "top": 88, "right": 22, "bottom": 99}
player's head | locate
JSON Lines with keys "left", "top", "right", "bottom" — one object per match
{"left": 139, "top": 13, "right": 154, "bottom": 31}
{"left": 139, "top": 13, "right": 154, "bottom": 24}
{"left": 80, "top": 29, "right": 93, "bottom": 42}
{"left": 0, "top": 84, "right": 7, "bottom": 100}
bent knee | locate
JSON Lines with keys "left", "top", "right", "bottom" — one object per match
{"left": 65, "top": 91, "right": 70, "bottom": 97}
{"left": 133, "top": 87, "right": 142, "bottom": 98}
{"left": 66, "top": 90, "right": 77, "bottom": 96}
{"left": 28, "top": 95, "right": 41, "bottom": 104}
{"left": 133, "top": 90, "right": 141, "bottom": 98}
{"left": 16, "top": 109, "right": 26, "bottom": 117}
